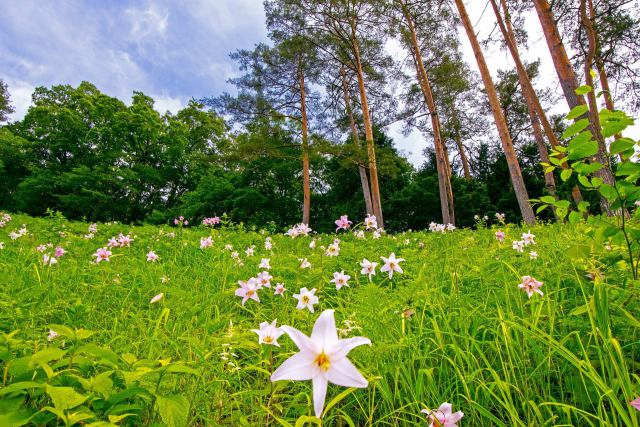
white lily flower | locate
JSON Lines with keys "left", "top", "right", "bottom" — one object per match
{"left": 251, "top": 319, "right": 284, "bottom": 347}
{"left": 271, "top": 309, "right": 371, "bottom": 418}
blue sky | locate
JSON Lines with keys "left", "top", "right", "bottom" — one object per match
{"left": 0, "top": 0, "right": 268, "bottom": 116}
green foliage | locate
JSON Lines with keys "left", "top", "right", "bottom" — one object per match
{"left": 539, "top": 84, "right": 640, "bottom": 278}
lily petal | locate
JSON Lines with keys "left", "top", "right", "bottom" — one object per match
{"left": 271, "top": 352, "right": 315, "bottom": 382}
{"left": 311, "top": 309, "right": 339, "bottom": 348}
{"left": 328, "top": 336, "right": 371, "bottom": 360}
{"left": 281, "top": 325, "right": 317, "bottom": 354}
{"left": 325, "top": 357, "right": 367, "bottom": 388}
{"left": 313, "top": 376, "right": 328, "bottom": 418}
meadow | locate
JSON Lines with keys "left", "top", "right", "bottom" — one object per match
{"left": 1, "top": 213, "right": 639, "bottom": 426}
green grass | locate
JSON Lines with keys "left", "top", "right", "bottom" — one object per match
{"left": 0, "top": 214, "right": 639, "bottom": 426}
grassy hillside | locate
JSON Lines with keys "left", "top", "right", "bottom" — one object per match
{"left": 0, "top": 214, "right": 638, "bottom": 426}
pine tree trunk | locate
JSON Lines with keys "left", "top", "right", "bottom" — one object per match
{"left": 351, "top": 19, "right": 384, "bottom": 228}
{"left": 402, "top": 4, "right": 453, "bottom": 224}
{"left": 451, "top": 104, "right": 472, "bottom": 180}
{"left": 534, "top": 0, "right": 614, "bottom": 213}
{"left": 581, "top": 0, "right": 615, "bottom": 214}
{"left": 340, "top": 65, "right": 374, "bottom": 216}
{"left": 454, "top": 0, "right": 535, "bottom": 225}
{"left": 299, "top": 60, "right": 311, "bottom": 226}
{"left": 492, "top": 0, "right": 582, "bottom": 207}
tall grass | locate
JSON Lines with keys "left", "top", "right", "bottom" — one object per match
{"left": 0, "top": 215, "right": 638, "bottom": 426}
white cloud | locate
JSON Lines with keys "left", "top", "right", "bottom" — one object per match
{"left": 4, "top": 79, "right": 35, "bottom": 122}
{"left": 153, "top": 94, "right": 186, "bottom": 114}
{"left": 126, "top": 5, "right": 169, "bottom": 40}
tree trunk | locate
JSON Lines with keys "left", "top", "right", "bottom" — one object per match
{"left": 581, "top": 0, "right": 615, "bottom": 214}
{"left": 454, "top": 0, "right": 535, "bottom": 225}
{"left": 492, "top": 0, "right": 582, "bottom": 207}
{"left": 340, "top": 65, "right": 374, "bottom": 216}
{"left": 534, "top": 0, "right": 614, "bottom": 213}
{"left": 350, "top": 18, "right": 384, "bottom": 228}
{"left": 451, "top": 104, "right": 472, "bottom": 180}
{"left": 299, "top": 59, "right": 311, "bottom": 225}
{"left": 402, "top": 3, "right": 454, "bottom": 224}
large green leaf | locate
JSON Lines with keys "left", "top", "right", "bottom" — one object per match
{"left": 45, "top": 384, "right": 88, "bottom": 411}
{"left": 155, "top": 394, "right": 190, "bottom": 427}
{"left": 567, "top": 133, "right": 598, "bottom": 160}
{"left": 562, "top": 119, "right": 590, "bottom": 140}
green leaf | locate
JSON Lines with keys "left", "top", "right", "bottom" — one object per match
{"left": 577, "top": 201, "right": 590, "bottom": 213}
{"left": 599, "top": 184, "right": 618, "bottom": 201}
{"left": 566, "top": 105, "right": 589, "bottom": 120}
{"left": 609, "top": 137, "right": 635, "bottom": 155}
{"left": 45, "top": 384, "right": 88, "bottom": 411}
{"left": 539, "top": 196, "right": 556, "bottom": 204}
{"left": 536, "top": 205, "right": 548, "bottom": 214}
{"left": 568, "top": 135, "right": 598, "bottom": 160}
{"left": 568, "top": 211, "right": 583, "bottom": 224}
{"left": 554, "top": 200, "right": 571, "bottom": 210}
{"left": 155, "top": 394, "right": 190, "bottom": 427}
{"left": 562, "top": 119, "right": 590, "bottom": 140}
{"left": 616, "top": 161, "right": 640, "bottom": 178}
{"left": 29, "top": 347, "right": 66, "bottom": 368}
{"left": 0, "top": 382, "right": 45, "bottom": 397}
{"left": 295, "top": 416, "right": 322, "bottom": 427}
{"left": 575, "top": 85, "right": 593, "bottom": 95}
{"left": 560, "top": 168, "right": 572, "bottom": 181}
{"left": 578, "top": 174, "right": 592, "bottom": 188}
{"left": 573, "top": 162, "right": 603, "bottom": 174}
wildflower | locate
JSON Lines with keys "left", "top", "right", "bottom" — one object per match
{"left": 529, "top": 251, "right": 538, "bottom": 260}
{"left": 495, "top": 231, "right": 505, "bottom": 243}
{"left": 372, "top": 229, "right": 381, "bottom": 239}
{"left": 36, "top": 244, "right": 48, "bottom": 252}
{"left": 47, "top": 329, "right": 59, "bottom": 341}
{"left": 93, "top": 247, "right": 112, "bottom": 263}
{"left": 265, "top": 238, "right": 273, "bottom": 250}
{"left": 286, "top": 226, "right": 300, "bottom": 238}
{"left": 309, "top": 239, "right": 317, "bottom": 249}
{"left": 43, "top": 254, "right": 57, "bottom": 266}
{"left": 259, "top": 258, "right": 271, "bottom": 269}
{"left": 200, "top": 236, "right": 213, "bottom": 249}
{"left": 297, "top": 223, "right": 312, "bottom": 236}
{"left": 245, "top": 245, "right": 255, "bottom": 257}
{"left": 271, "top": 309, "right": 370, "bottom": 418}
{"left": 146, "top": 251, "right": 159, "bottom": 262}
{"left": 495, "top": 212, "right": 505, "bottom": 222}
{"left": 354, "top": 230, "right": 365, "bottom": 239}
{"left": 256, "top": 271, "right": 273, "bottom": 288}
{"left": 364, "top": 214, "right": 377, "bottom": 230}
{"left": 522, "top": 230, "right": 536, "bottom": 246}
{"left": 474, "top": 214, "right": 480, "bottom": 220}
{"left": 161, "top": 276, "right": 170, "bottom": 283}
{"left": 518, "top": 276, "right": 544, "bottom": 298}
{"left": 251, "top": 319, "right": 284, "bottom": 347}
{"left": 224, "top": 244, "right": 233, "bottom": 251}
{"left": 235, "top": 279, "right": 260, "bottom": 305}
{"left": 446, "top": 223, "right": 456, "bottom": 232}
{"left": 335, "top": 215, "right": 352, "bottom": 232}
{"left": 330, "top": 271, "right": 351, "bottom": 290}
{"left": 631, "top": 397, "right": 640, "bottom": 411}
{"left": 0, "top": 242, "right": 4, "bottom": 250}
{"left": 360, "top": 258, "right": 377, "bottom": 279}
{"left": 274, "top": 283, "right": 286, "bottom": 296}
{"left": 118, "top": 234, "right": 133, "bottom": 247}
{"left": 512, "top": 240, "right": 524, "bottom": 253}
{"left": 150, "top": 293, "right": 164, "bottom": 304}
{"left": 54, "top": 246, "right": 66, "bottom": 258}
{"left": 293, "top": 287, "right": 318, "bottom": 312}
{"left": 421, "top": 402, "right": 464, "bottom": 427}
{"left": 326, "top": 241, "right": 340, "bottom": 257}
{"left": 88, "top": 223, "right": 98, "bottom": 233}
{"left": 299, "top": 258, "right": 311, "bottom": 269}
{"left": 381, "top": 253, "right": 405, "bottom": 279}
